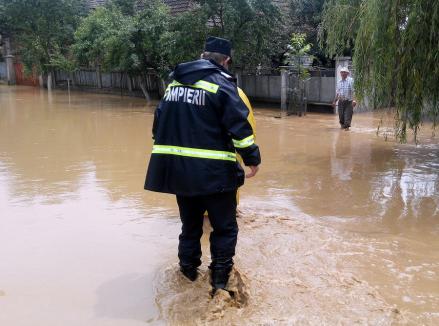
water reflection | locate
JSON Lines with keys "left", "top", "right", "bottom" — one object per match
{"left": 0, "top": 86, "right": 166, "bottom": 208}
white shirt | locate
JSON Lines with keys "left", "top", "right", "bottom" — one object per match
{"left": 337, "top": 77, "right": 354, "bottom": 101}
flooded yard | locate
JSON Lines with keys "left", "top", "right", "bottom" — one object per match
{"left": 0, "top": 86, "right": 438, "bottom": 325}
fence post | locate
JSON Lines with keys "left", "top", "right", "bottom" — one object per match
{"left": 280, "top": 67, "right": 288, "bottom": 118}
{"left": 127, "top": 73, "right": 133, "bottom": 93}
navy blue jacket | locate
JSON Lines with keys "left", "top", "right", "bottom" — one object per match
{"left": 144, "top": 59, "right": 261, "bottom": 196}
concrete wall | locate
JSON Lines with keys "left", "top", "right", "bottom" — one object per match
{"left": 241, "top": 75, "right": 281, "bottom": 101}
{"left": 307, "top": 77, "right": 336, "bottom": 103}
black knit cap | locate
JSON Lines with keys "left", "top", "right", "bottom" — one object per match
{"left": 204, "top": 36, "right": 232, "bottom": 58}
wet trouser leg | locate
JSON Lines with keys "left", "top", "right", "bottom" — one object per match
{"left": 343, "top": 100, "right": 353, "bottom": 128}
{"left": 176, "top": 191, "right": 238, "bottom": 275}
{"left": 176, "top": 195, "right": 206, "bottom": 269}
{"left": 204, "top": 191, "right": 238, "bottom": 270}
{"left": 338, "top": 100, "right": 346, "bottom": 127}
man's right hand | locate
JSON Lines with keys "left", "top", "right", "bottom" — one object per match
{"left": 246, "top": 165, "right": 259, "bottom": 178}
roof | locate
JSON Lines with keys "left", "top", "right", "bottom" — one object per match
{"left": 87, "top": 0, "right": 108, "bottom": 9}
{"left": 272, "top": 0, "right": 289, "bottom": 12}
{"left": 163, "top": 0, "right": 192, "bottom": 15}
{"left": 86, "top": 0, "right": 288, "bottom": 15}
{"left": 87, "top": 0, "right": 192, "bottom": 15}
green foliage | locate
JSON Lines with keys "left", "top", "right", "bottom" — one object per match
{"left": 285, "top": 33, "right": 312, "bottom": 58}
{"left": 321, "top": 0, "right": 439, "bottom": 141}
{"left": 319, "top": 0, "right": 361, "bottom": 57}
{"left": 161, "top": 8, "right": 210, "bottom": 67}
{"left": 1, "top": 0, "right": 86, "bottom": 74}
{"left": 50, "top": 53, "right": 77, "bottom": 73}
{"left": 73, "top": 7, "right": 114, "bottom": 67}
{"left": 0, "top": 1, "right": 12, "bottom": 36}
{"left": 194, "top": 0, "right": 284, "bottom": 68}
{"left": 284, "top": 33, "right": 313, "bottom": 79}
{"left": 288, "top": 0, "right": 326, "bottom": 62}
{"left": 109, "top": 0, "right": 137, "bottom": 16}
{"left": 73, "top": 0, "right": 170, "bottom": 76}
{"left": 134, "top": 1, "right": 171, "bottom": 75}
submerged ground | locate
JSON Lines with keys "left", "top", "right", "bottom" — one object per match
{"left": 0, "top": 86, "right": 438, "bottom": 325}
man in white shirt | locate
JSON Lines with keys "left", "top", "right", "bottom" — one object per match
{"left": 332, "top": 67, "right": 356, "bottom": 131}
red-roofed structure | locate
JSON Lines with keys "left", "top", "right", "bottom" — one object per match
{"left": 86, "top": 0, "right": 288, "bottom": 15}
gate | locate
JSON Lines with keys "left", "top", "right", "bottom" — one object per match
{"left": 287, "top": 71, "right": 308, "bottom": 116}
{"left": 14, "top": 62, "right": 39, "bottom": 86}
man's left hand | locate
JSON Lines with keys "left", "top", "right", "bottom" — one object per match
{"left": 352, "top": 100, "right": 357, "bottom": 108}
{"left": 246, "top": 165, "right": 259, "bottom": 178}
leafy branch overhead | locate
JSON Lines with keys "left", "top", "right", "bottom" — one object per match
{"left": 320, "top": 0, "right": 439, "bottom": 141}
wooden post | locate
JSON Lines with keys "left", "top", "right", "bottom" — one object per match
{"left": 280, "top": 67, "right": 288, "bottom": 118}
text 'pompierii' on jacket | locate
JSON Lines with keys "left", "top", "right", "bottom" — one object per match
{"left": 144, "top": 59, "right": 261, "bottom": 196}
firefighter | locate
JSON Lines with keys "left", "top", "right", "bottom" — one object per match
{"left": 144, "top": 36, "right": 261, "bottom": 291}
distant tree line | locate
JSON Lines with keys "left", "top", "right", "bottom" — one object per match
{"left": 0, "top": 0, "right": 327, "bottom": 96}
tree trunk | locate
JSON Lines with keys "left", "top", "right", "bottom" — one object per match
{"left": 39, "top": 74, "right": 44, "bottom": 88}
{"left": 47, "top": 73, "right": 52, "bottom": 91}
{"left": 127, "top": 73, "right": 133, "bottom": 93}
{"left": 139, "top": 77, "right": 151, "bottom": 102}
{"left": 69, "top": 72, "right": 75, "bottom": 87}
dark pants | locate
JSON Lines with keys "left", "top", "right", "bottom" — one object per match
{"left": 176, "top": 191, "right": 238, "bottom": 270}
{"left": 338, "top": 100, "right": 353, "bottom": 128}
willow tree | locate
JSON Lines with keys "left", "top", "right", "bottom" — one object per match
{"left": 320, "top": 0, "right": 439, "bottom": 141}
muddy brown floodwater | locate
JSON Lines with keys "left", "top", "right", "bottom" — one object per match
{"left": 0, "top": 85, "right": 438, "bottom": 325}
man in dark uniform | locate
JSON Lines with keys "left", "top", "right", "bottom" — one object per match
{"left": 144, "top": 37, "right": 261, "bottom": 291}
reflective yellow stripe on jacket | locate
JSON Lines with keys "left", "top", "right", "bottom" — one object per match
{"left": 167, "top": 80, "right": 219, "bottom": 94}
{"left": 152, "top": 145, "right": 236, "bottom": 162}
{"left": 232, "top": 88, "right": 256, "bottom": 149}
{"left": 232, "top": 134, "right": 255, "bottom": 148}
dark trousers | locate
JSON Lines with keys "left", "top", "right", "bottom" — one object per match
{"left": 176, "top": 191, "right": 238, "bottom": 270}
{"left": 338, "top": 100, "right": 353, "bottom": 128}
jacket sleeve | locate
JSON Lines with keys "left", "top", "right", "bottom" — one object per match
{"left": 218, "top": 82, "right": 261, "bottom": 166}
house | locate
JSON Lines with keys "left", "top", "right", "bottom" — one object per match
{"left": 87, "top": 0, "right": 288, "bottom": 16}
{"left": 87, "top": 0, "right": 191, "bottom": 14}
